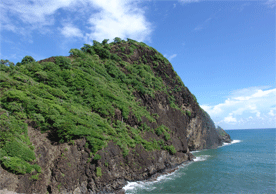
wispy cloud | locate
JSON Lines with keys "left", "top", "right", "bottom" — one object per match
{"left": 237, "top": 3, "right": 250, "bottom": 12}
{"left": 179, "top": 0, "right": 201, "bottom": 4}
{"left": 1, "top": 0, "right": 73, "bottom": 27}
{"left": 193, "top": 9, "right": 221, "bottom": 32}
{"left": 265, "top": 0, "right": 276, "bottom": 8}
{"left": 1, "top": 0, "right": 152, "bottom": 43}
{"left": 165, "top": 54, "right": 177, "bottom": 61}
{"left": 194, "top": 16, "right": 213, "bottom": 31}
{"left": 201, "top": 86, "right": 276, "bottom": 129}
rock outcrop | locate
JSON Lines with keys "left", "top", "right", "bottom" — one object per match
{"left": 0, "top": 39, "right": 231, "bottom": 193}
{"left": 216, "top": 126, "right": 232, "bottom": 143}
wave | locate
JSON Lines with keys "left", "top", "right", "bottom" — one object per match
{"left": 193, "top": 155, "right": 210, "bottom": 162}
{"left": 123, "top": 181, "right": 156, "bottom": 193}
{"left": 222, "top": 139, "right": 242, "bottom": 146}
{"left": 123, "top": 169, "right": 180, "bottom": 193}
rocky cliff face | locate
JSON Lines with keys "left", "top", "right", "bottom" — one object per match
{"left": 0, "top": 39, "right": 231, "bottom": 193}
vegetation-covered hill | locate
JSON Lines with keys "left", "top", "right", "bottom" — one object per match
{"left": 0, "top": 38, "right": 231, "bottom": 193}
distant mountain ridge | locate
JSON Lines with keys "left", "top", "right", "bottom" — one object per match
{"left": 0, "top": 38, "right": 231, "bottom": 193}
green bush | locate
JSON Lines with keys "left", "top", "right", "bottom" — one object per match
{"left": 155, "top": 127, "right": 163, "bottom": 136}
{"left": 111, "top": 54, "right": 122, "bottom": 61}
{"left": 30, "top": 173, "right": 40, "bottom": 180}
{"left": 2, "top": 139, "right": 36, "bottom": 162}
{"left": 1, "top": 156, "right": 33, "bottom": 174}
{"left": 186, "top": 110, "right": 191, "bottom": 117}
{"left": 96, "top": 167, "right": 102, "bottom": 177}
{"left": 55, "top": 56, "right": 71, "bottom": 69}
{"left": 164, "top": 131, "right": 170, "bottom": 141}
{"left": 163, "top": 145, "right": 176, "bottom": 155}
{"left": 94, "top": 154, "right": 101, "bottom": 160}
{"left": 69, "top": 49, "right": 86, "bottom": 58}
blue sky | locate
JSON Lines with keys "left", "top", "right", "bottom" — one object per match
{"left": 1, "top": 0, "right": 275, "bottom": 129}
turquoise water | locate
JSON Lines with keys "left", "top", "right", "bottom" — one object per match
{"left": 124, "top": 128, "right": 276, "bottom": 194}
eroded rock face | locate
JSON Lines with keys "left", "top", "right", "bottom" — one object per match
{"left": 216, "top": 126, "right": 232, "bottom": 143}
{"left": 1, "top": 127, "right": 191, "bottom": 193}
{"left": 0, "top": 42, "right": 231, "bottom": 193}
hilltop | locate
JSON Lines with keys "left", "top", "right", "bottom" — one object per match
{"left": 0, "top": 38, "right": 231, "bottom": 193}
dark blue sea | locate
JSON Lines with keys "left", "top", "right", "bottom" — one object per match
{"left": 124, "top": 128, "right": 276, "bottom": 194}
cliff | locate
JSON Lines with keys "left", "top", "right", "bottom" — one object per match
{"left": 0, "top": 38, "right": 231, "bottom": 193}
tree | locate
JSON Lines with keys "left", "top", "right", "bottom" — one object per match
{"left": 113, "top": 37, "right": 122, "bottom": 43}
{"left": 127, "top": 38, "right": 137, "bottom": 44}
{"left": 102, "top": 39, "right": 109, "bottom": 45}
{"left": 0, "top": 59, "right": 15, "bottom": 67}
{"left": 81, "top": 44, "right": 95, "bottom": 55}
{"left": 93, "top": 40, "right": 102, "bottom": 47}
{"left": 21, "top": 56, "right": 35, "bottom": 65}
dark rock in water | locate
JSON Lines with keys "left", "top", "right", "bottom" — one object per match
{"left": 0, "top": 39, "right": 231, "bottom": 193}
{"left": 216, "top": 126, "right": 232, "bottom": 143}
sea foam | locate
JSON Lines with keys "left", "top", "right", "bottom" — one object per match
{"left": 222, "top": 139, "right": 241, "bottom": 146}
{"left": 193, "top": 155, "right": 210, "bottom": 162}
{"left": 123, "top": 181, "right": 156, "bottom": 192}
{"left": 123, "top": 172, "right": 176, "bottom": 193}
{"left": 123, "top": 163, "right": 184, "bottom": 193}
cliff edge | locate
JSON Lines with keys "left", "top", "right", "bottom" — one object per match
{"left": 0, "top": 38, "right": 231, "bottom": 193}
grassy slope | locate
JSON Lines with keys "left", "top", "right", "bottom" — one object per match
{"left": 0, "top": 39, "right": 187, "bottom": 176}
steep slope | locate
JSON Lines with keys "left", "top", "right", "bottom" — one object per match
{"left": 0, "top": 38, "right": 231, "bottom": 193}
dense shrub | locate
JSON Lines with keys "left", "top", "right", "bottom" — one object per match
{"left": 163, "top": 145, "right": 176, "bottom": 155}
{"left": 55, "top": 56, "right": 71, "bottom": 69}
{"left": 96, "top": 167, "right": 102, "bottom": 177}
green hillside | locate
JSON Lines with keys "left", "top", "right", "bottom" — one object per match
{"left": 0, "top": 38, "right": 189, "bottom": 177}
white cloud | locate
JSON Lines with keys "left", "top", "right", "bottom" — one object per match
{"left": 1, "top": 0, "right": 152, "bottom": 43}
{"left": 268, "top": 110, "right": 275, "bottom": 116}
{"left": 201, "top": 86, "right": 276, "bottom": 129}
{"left": 60, "top": 24, "right": 83, "bottom": 38}
{"left": 224, "top": 114, "right": 237, "bottom": 124}
{"left": 84, "top": 0, "right": 152, "bottom": 42}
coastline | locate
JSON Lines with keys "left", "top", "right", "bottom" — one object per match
{"left": 121, "top": 139, "right": 236, "bottom": 194}
{"left": 119, "top": 159, "right": 194, "bottom": 194}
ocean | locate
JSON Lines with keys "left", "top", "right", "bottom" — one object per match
{"left": 123, "top": 128, "right": 276, "bottom": 194}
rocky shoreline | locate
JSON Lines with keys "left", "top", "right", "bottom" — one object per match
{"left": 118, "top": 139, "right": 234, "bottom": 194}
